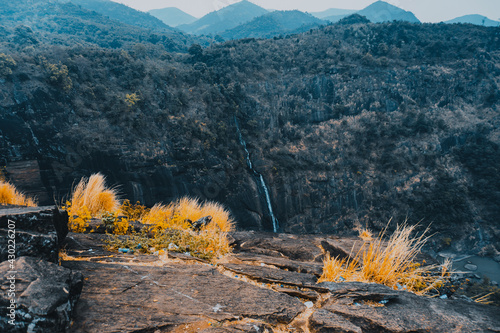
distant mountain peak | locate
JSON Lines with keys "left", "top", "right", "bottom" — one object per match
{"left": 445, "top": 14, "right": 500, "bottom": 27}
{"left": 149, "top": 7, "right": 197, "bottom": 27}
{"left": 358, "top": 0, "right": 420, "bottom": 23}
{"left": 178, "top": 0, "right": 268, "bottom": 35}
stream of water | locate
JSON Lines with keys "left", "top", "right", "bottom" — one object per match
{"left": 235, "top": 117, "right": 279, "bottom": 233}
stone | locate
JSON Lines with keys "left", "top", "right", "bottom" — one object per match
{"left": 313, "top": 282, "right": 500, "bottom": 332}
{"left": 234, "top": 252, "right": 323, "bottom": 276}
{"left": 309, "top": 309, "right": 362, "bottom": 333}
{"left": 0, "top": 256, "right": 83, "bottom": 333}
{"left": 191, "top": 216, "right": 213, "bottom": 231}
{"left": 0, "top": 206, "right": 68, "bottom": 263}
{"left": 221, "top": 263, "right": 326, "bottom": 291}
{"left": 464, "top": 263, "right": 478, "bottom": 271}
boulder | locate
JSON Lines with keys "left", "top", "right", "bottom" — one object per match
{"left": 0, "top": 256, "right": 83, "bottom": 333}
{"left": 0, "top": 206, "right": 68, "bottom": 263}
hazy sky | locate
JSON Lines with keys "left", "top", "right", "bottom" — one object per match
{"left": 111, "top": 0, "right": 500, "bottom": 22}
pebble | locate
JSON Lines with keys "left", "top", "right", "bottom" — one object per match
{"left": 464, "top": 264, "right": 478, "bottom": 271}
{"left": 304, "top": 301, "right": 314, "bottom": 308}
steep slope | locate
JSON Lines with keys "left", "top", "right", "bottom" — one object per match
{"left": 221, "top": 10, "right": 326, "bottom": 40}
{"left": 445, "top": 14, "right": 500, "bottom": 27}
{"left": 1, "top": 6, "right": 499, "bottom": 256}
{"left": 0, "top": 0, "right": 195, "bottom": 51}
{"left": 357, "top": 0, "right": 420, "bottom": 23}
{"left": 311, "top": 8, "right": 356, "bottom": 19}
{"left": 178, "top": 0, "right": 268, "bottom": 35}
{"left": 60, "top": 0, "right": 176, "bottom": 31}
{"left": 149, "top": 7, "right": 197, "bottom": 27}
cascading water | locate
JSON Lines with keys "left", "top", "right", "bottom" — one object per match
{"left": 235, "top": 117, "right": 279, "bottom": 233}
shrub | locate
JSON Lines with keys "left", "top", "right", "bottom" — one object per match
{"left": 0, "top": 180, "right": 37, "bottom": 207}
{"left": 109, "top": 196, "right": 234, "bottom": 260}
{"left": 66, "top": 173, "right": 119, "bottom": 232}
{"left": 140, "top": 197, "right": 234, "bottom": 233}
{"left": 319, "top": 223, "right": 450, "bottom": 295}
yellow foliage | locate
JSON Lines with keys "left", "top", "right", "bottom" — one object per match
{"left": 40, "top": 56, "right": 72, "bottom": 90}
{"left": 66, "top": 203, "right": 91, "bottom": 233}
{"left": 319, "top": 223, "right": 450, "bottom": 295}
{"left": 0, "top": 180, "right": 37, "bottom": 207}
{"left": 358, "top": 228, "right": 373, "bottom": 241}
{"left": 125, "top": 93, "right": 140, "bottom": 106}
{"left": 108, "top": 196, "right": 234, "bottom": 260}
{"left": 140, "top": 197, "right": 234, "bottom": 233}
{"left": 114, "top": 217, "right": 130, "bottom": 235}
{"left": 0, "top": 53, "right": 16, "bottom": 77}
{"left": 120, "top": 199, "right": 149, "bottom": 221}
{"left": 69, "top": 173, "right": 119, "bottom": 218}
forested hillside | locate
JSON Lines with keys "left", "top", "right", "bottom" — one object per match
{"left": 1, "top": 2, "right": 499, "bottom": 255}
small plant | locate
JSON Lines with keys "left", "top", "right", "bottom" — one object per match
{"left": 358, "top": 228, "right": 373, "bottom": 241}
{"left": 319, "top": 223, "right": 451, "bottom": 295}
{"left": 101, "top": 211, "right": 131, "bottom": 235}
{"left": 0, "top": 180, "right": 37, "bottom": 207}
{"left": 125, "top": 92, "right": 140, "bottom": 106}
{"left": 66, "top": 173, "right": 119, "bottom": 232}
{"left": 65, "top": 203, "right": 91, "bottom": 233}
{"left": 120, "top": 199, "right": 149, "bottom": 221}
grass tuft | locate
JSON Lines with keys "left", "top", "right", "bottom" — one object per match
{"left": 319, "top": 223, "right": 450, "bottom": 295}
{"left": 108, "top": 196, "right": 234, "bottom": 261}
{"left": 68, "top": 173, "right": 119, "bottom": 217}
{"left": 65, "top": 173, "right": 119, "bottom": 232}
{"left": 0, "top": 180, "right": 37, "bottom": 207}
{"left": 358, "top": 228, "right": 373, "bottom": 241}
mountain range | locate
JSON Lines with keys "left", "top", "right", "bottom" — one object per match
{"left": 445, "top": 14, "right": 500, "bottom": 27}
{"left": 148, "top": 7, "right": 197, "bottom": 27}
{"left": 177, "top": 0, "right": 268, "bottom": 35}
{"left": 221, "top": 10, "right": 326, "bottom": 40}
{"left": 1, "top": 0, "right": 499, "bottom": 255}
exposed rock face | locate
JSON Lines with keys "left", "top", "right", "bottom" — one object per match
{"left": 312, "top": 282, "right": 500, "bottom": 332}
{"left": 0, "top": 257, "right": 83, "bottom": 333}
{"left": 0, "top": 206, "right": 68, "bottom": 263}
{"left": 57, "top": 231, "right": 500, "bottom": 333}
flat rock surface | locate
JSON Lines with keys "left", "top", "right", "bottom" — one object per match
{"left": 233, "top": 252, "right": 324, "bottom": 276}
{"left": 311, "top": 282, "right": 500, "bottom": 333}
{"left": 222, "top": 263, "right": 322, "bottom": 290}
{"left": 63, "top": 260, "right": 305, "bottom": 332}
{"left": 56, "top": 231, "right": 500, "bottom": 333}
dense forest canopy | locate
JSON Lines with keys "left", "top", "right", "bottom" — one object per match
{"left": 1, "top": 0, "right": 499, "bottom": 255}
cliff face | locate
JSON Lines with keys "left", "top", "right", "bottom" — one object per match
{"left": 1, "top": 17, "right": 499, "bottom": 254}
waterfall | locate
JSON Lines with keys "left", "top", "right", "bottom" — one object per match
{"left": 235, "top": 117, "right": 279, "bottom": 233}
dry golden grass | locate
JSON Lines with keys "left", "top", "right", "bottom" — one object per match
{"left": 358, "top": 228, "right": 373, "bottom": 241}
{"left": 319, "top": 223, "right": 450, "bottom": 295}
{"left": 69, "top": 173, "right": 119, "bottom": 217}
{"left": 141, "top": 197, "right": 234, "bottom": 233}
{"left": 0, "top": 180, "right": 37, "bottom": 207}
{"left": 109, "top": 196, "right": 234, "bottom": 260}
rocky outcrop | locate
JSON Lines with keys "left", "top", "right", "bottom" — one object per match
{"left": 0, "top": 257, "right": 83, "bottom": 333}
{"left": 57, "top": 231, "right": 500, "bottom": 333}
{"left": 0, "top": 206, "right": 68, "bottom": 263}
{"left": 312, "top": 282, "right": 500, "bottom": 332}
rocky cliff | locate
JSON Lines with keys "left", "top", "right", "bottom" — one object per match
{"left": 1, "top": 206, "right": 499, "bottom": 332}
{"left": 0, "top": 5, "right": 499, "bottom": 255}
